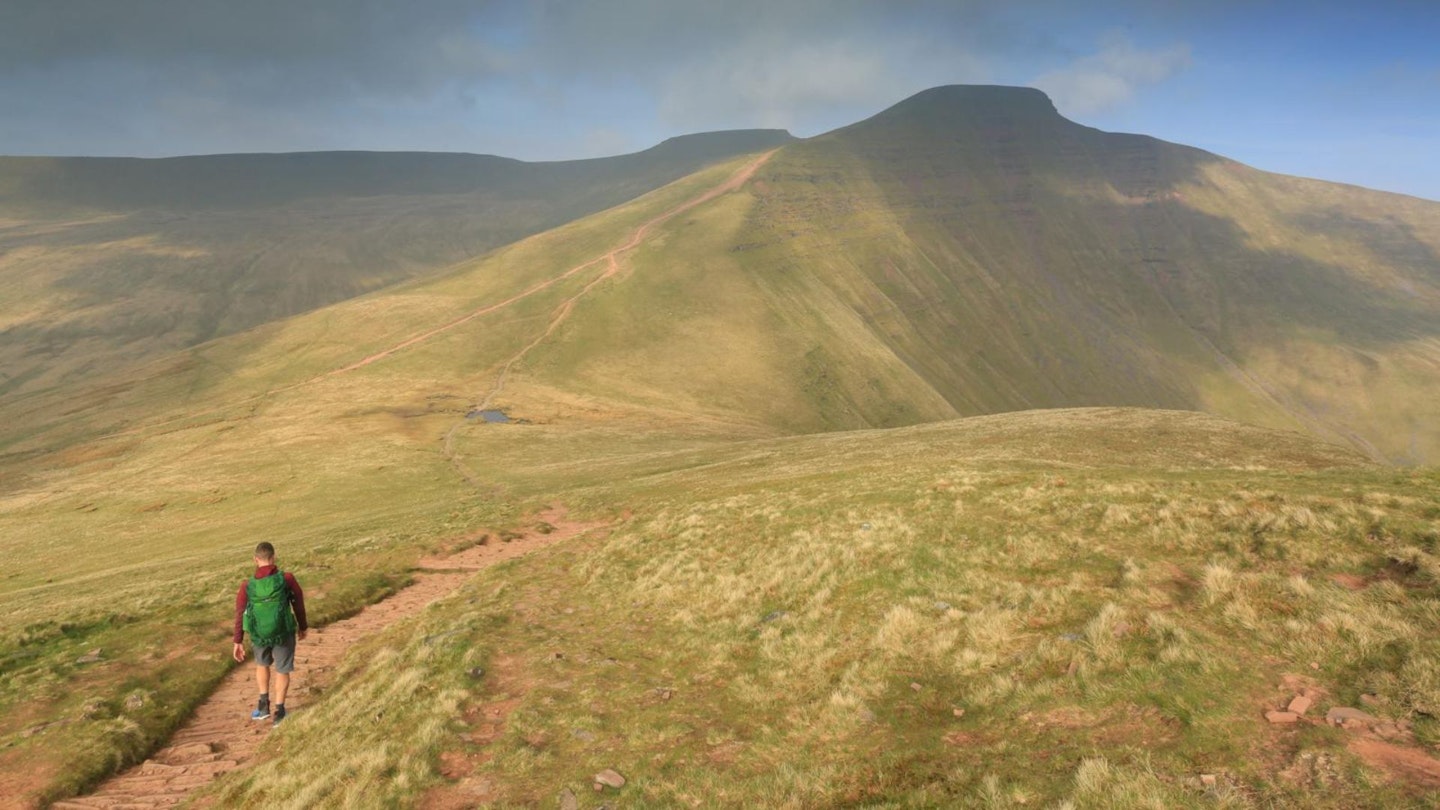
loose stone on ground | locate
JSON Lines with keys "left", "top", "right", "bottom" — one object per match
{"left": 594, "top": 768, "right": 626, "bottom": 789}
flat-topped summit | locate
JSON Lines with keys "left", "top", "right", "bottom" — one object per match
{"left": 878, "top": 84, "right": 1060, "bottom": 118}
{"left": 845, "top": 84, "right": 1064, "bottom": 136}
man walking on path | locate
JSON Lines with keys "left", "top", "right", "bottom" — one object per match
{"left": 232, "top": 542, "right": 307, "bottom": 725}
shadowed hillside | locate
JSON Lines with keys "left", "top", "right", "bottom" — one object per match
{"left": 0, "top": 129, "right": 794, "bottom": 397}
{"left": 507, "top": 85, "right": 1440, "bottom": 462}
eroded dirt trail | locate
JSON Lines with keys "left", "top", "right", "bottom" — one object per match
{"left": 55, "top": 510, "right": 601, "bottom": 810}
{"left": 346, "top": 147, "right": 777, "bottom": 377}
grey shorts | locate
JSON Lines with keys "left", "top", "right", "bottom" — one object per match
{"left": 254, "top": 637, "right": 296, "bottom": 674}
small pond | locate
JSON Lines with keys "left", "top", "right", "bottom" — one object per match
{"left": 465, "top": 409, "right": 511, "bottom": 423}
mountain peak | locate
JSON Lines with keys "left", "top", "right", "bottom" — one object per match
{"left": 867, "top": 84, "right": 1061, "bottom": 127}
{"left": 823, "top": 84, "right": 1068, "bottom": 147}
{"left": 899, "top": 84, "right": 1057, "bottom": 112}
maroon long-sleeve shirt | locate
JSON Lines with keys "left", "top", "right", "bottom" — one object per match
{"left": 233, "top": 565, "right": 307, "bottom": 644}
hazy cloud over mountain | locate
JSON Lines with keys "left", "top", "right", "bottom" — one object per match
{"left": 0, "top": 0, "right": 1435, "bottom": 199}
{"left": 1033, "top": 34, "right": 1192, "bottom": 116}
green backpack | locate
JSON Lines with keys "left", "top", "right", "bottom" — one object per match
{"left": 243, "top": 570, "right": 298, "bottom": 648}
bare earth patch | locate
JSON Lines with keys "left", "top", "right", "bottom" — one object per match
{"left": 419, "top": 654, "right": 534, "bottom": 810}
{"left": 1348, "top": 738, "right": 1440, "bottom": 790}
{"left": 1262, "top": 673, "right": 1440, "bottom": 795}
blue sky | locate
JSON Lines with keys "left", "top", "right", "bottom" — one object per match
{"left": 1, "top": 0, "right": 1437, "bottom": 200}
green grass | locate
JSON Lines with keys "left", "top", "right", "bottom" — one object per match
{"left": 195, "top": 409, "right": 1440, "bottom": 808}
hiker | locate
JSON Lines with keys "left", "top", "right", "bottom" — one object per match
{"left": 232, "top": 542, "right": 308, "bottom": 725}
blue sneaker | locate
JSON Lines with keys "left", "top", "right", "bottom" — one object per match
{"left": 251, "top": 698, "right": 270, "bottom": 720}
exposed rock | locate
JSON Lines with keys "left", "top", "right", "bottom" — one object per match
{"left": 124, "top": 692, "right": 147, "bottom": 712}
{"left": 467, "top": 666, "right": 486, "bottom": 679}
{"left": 910, "top": 682, "right": 923, "bottom": 692}
{"left": 654, "top": 687, "right": 673, "bottom": 701}
{"left": 1200, "top": 774, "right": 1217, "bottom": 787}
{"left": 75, "top": 649, "right": 103, "bottom": 664}
{"left": 1266, "top": 711, "right": 1300, "bottom": 724}
{"left": 953, "top": 708, "right": 966, "bottom": 718}
{"left": 1287, "top": 695, "right": 1313, "bottom": 715}
{"left": 935, "top": 601, "right": 952, "bottom": 612}
{"left": 594, "top": 768, "right": 626, "bottom": 789}
{"left": 1326, "top": 707, "right": 1378, "bottom": 727}
{"left": 166, "top": 742, "right": 216, "bottom": 760}
{"left": 761, "top": 610, "right": 788, "bottom": 623}
{"left": 559, "top": 788, "right": 578, "bottom": 810}
{"left": 460, "top": 776, "right": 497, "bottom": 799}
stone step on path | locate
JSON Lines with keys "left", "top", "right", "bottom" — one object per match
{"left": 58, "top": 509, "right": 598, "bottom": 809}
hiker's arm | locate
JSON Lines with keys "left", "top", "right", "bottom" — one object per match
{"left": 234, "top": 576, "right": 249, "bottom": 645}
{"left": 285, "top": 572, "right": 308, "bottom": 640}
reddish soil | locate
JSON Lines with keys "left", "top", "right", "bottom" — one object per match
{"left": 53, "top": 508, "right": 602, "bottom": 809}
{"left": 1349, "top": 738, "right": 1440, "bottom": 789}
{"left": 418, "top": 654, "right": 532, "bottom": 810}
{"left": 1331, "top": 573, "right": 1369, "bottom": 590}
{"left": 1264, "top": 673, "right": 1440, "bottom": 795}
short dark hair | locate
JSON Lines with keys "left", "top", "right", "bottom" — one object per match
{"left": 254, "top": 542, "right": 276, "bottom": 561}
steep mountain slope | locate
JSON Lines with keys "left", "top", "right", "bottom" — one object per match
{"left": 507, "top": 86, "right": 1440, "bottom": 462}
{"left": 0, "top": 129, "right": 794, "bottom": 397}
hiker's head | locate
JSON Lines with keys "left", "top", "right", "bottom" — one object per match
{"left": 254, "top": 542, "right": 276, "bottom": 566}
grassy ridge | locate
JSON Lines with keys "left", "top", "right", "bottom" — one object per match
{"left": 0, "top": 130, "right": 794, "bottom": 399}
{"left": 198, "top": 409, "right": 1440, "bottom": 807}
{"left": 430, "top": 86, "right": 1440, "bottom": 464}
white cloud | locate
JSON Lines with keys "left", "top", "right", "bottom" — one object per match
{"left": 1032, "top": 34, "right": 1191, "bottom": 116}
{"left": 659, "top": 39, "right": 911, "bottom": 130}
{"left": 654, "top": 32, "right": 990, "bottom": 133}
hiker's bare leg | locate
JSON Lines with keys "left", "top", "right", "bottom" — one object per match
{"left": 273, "top": 672, "right": 290, "bottom": 706}
{"left": 255, "top": 665, "right": 270, "bottom": 695}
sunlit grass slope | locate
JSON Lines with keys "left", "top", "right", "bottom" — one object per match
{"left": 0, "top": 129, "right": 794, "bottom": 398}
{"left": 200, "top": 409, "right": 1440, "bottom": 808}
